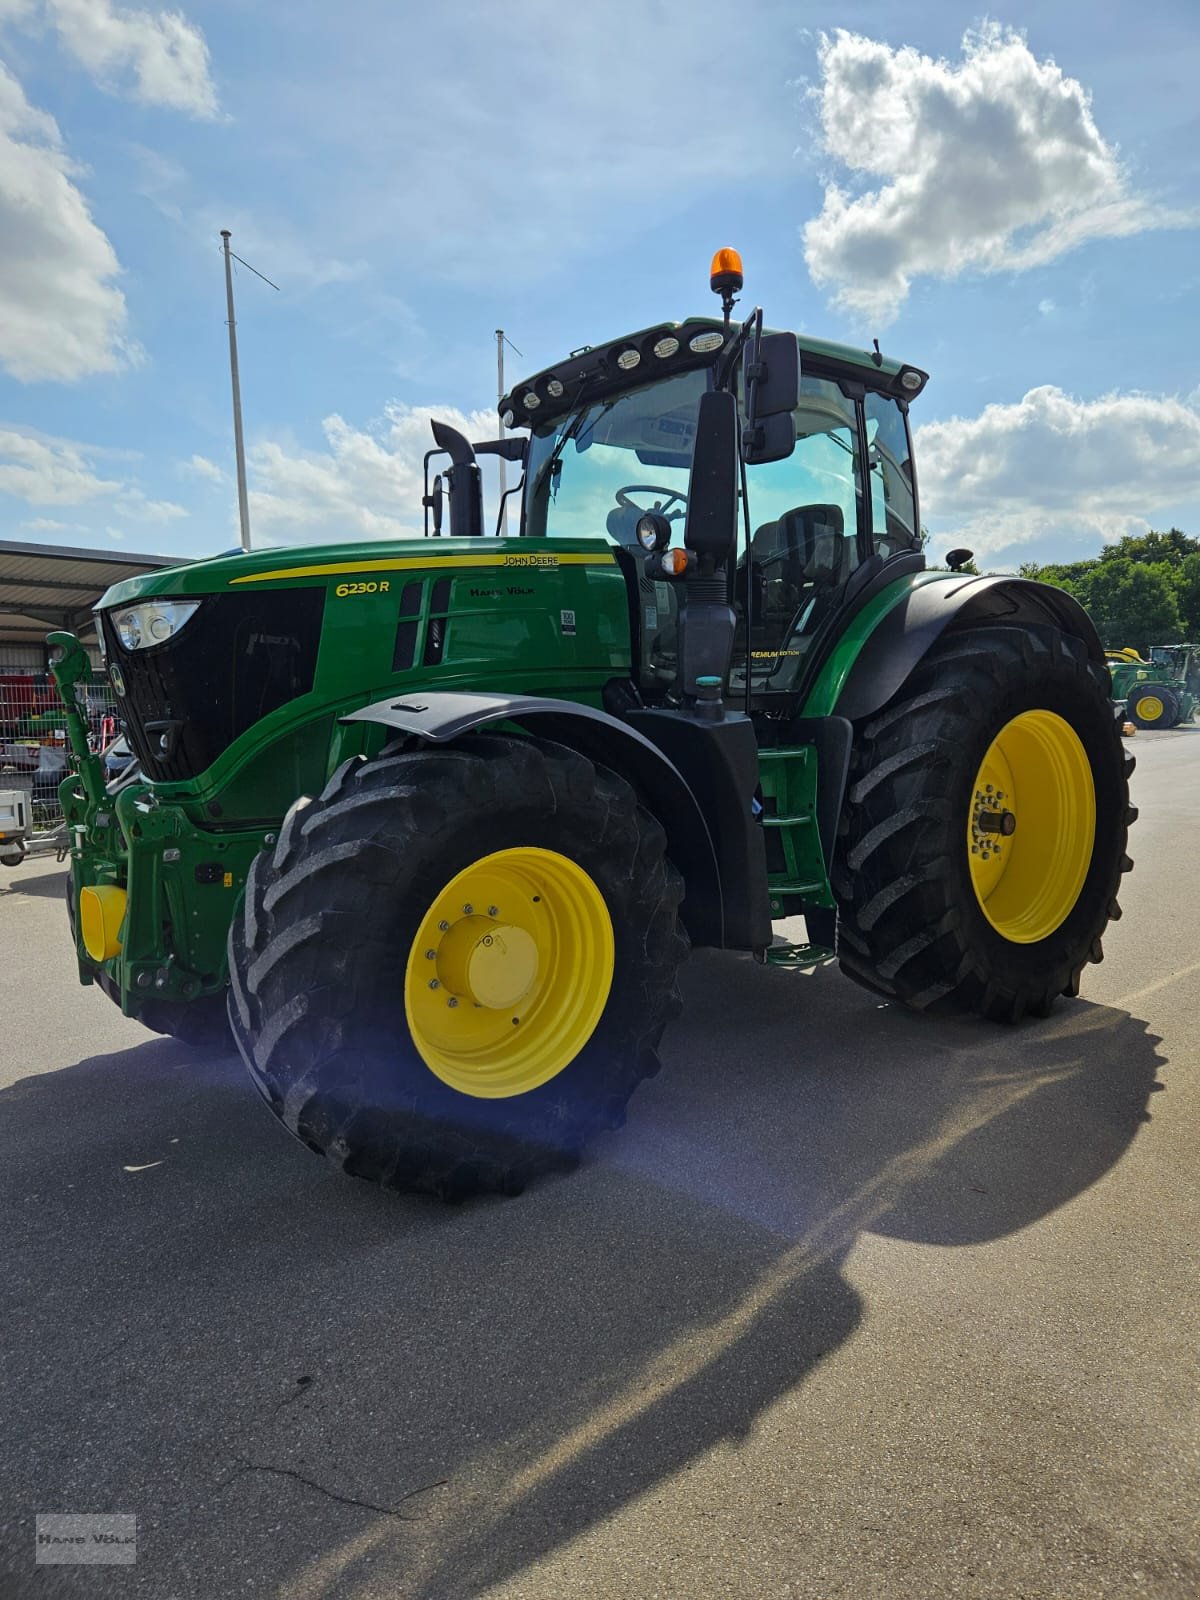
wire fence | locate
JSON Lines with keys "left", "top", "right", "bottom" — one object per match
{"left": 0, "top": 673, "right": 120, "bottom": 832}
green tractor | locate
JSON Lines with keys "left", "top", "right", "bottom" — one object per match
{"left": 1106, "top": 645, "right": 1199, "bottom": 729}
{"left": 50, "top": 253, "right": 1136, "bottom": 1199}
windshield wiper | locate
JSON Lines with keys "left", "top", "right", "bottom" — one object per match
{"left": 531, "top": 379, "right": 606, "bottom": 501}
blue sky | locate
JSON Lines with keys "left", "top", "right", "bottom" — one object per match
{"left": 0, "top": 0, "right": 1197, "bottom": 569}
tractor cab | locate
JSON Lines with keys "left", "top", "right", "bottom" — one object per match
{"left": 492, "top": 258, "right": 929, "bottom": 722}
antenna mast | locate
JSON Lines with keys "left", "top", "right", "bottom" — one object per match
{"left": 495, "top": 329, "right": 522, "bottom": 538}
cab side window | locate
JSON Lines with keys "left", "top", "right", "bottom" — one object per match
{"left": 732, "top": 374, "right": 865, "bottom": 696}
{"left": 865, "top": 392, "right": 918, "bottom": 557}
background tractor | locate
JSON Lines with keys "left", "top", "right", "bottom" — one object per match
{"left": 49, "top": 252, "right": 1136, "bottom": 1199}
{"left": 1106, "top": 646, "right": 1198, "bottom": 728}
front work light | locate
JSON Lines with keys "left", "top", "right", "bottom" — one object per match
{"left": 636, "top": 512, "right": 672, "bottom": 553}
{"left": 688, "top": 331, "right": 724, "bottom": 354}
{"left": 111, "top": 600, "right": 200, "bottom": 651}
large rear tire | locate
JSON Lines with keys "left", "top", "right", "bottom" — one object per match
{"left": 833, "top": 624, "right": 1135, "bottom": 1021}
{"left": 227, "top": 735, "right": 688, "bottom": 1199}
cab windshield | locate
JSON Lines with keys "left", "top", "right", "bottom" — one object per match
{"left": 523, "top": 368, "right": 708, "bottom": 543}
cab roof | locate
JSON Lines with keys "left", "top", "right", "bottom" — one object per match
{"left": 500, "top": 315, "right": 928, "bottom": 427}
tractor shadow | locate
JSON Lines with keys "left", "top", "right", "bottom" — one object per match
{"left": 0, "top": 863, "right": 68, "bottom": 899}
{"left": 0, "top": 955, "right": 1166, "bottom": 1600}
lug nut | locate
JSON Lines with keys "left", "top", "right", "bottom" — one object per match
{"left": 438, "top": 920, "right": 449, "bottom": 932}
{"left": 463, "top": 903, "right": 473, "bottom": 915}
{"left": 425, "top": 949, "right": 436, "bottom": 959}
{"left": 447, "top": 997, "right": 458, "bottom": 1009}
{"left": 428, "top": 978, "right": 440, "bottom": 990}
{"left": 487, "top": 905, "right": 498, "bottom": 917}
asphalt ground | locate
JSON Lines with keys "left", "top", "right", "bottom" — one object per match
{"left": 2, "top": 728, "right": 1198, "bottom": 1600}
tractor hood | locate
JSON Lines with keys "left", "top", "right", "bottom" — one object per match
{"left": 92, "top": 536, "right": 546, "bottom": 609}
{"left": 90, "top": 535, "right": 623, "bottom": 787}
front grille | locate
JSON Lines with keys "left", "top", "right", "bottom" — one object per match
{"left": 101, "top": 589, "right": 326, "bottom": 782}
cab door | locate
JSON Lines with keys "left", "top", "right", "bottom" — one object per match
{"left": 731, "top": 372, "right": 867, "bottom": 705}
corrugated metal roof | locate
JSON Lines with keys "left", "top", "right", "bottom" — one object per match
{"left": 0, "top": 539, "right": 181, "bottom": 647}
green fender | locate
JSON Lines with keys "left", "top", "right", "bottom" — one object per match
{"left": 802, "top": 571, "right": 1105, "bottom": 723}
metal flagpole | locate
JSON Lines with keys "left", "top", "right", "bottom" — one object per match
{"left": 221, "top": 231, "right": 252, "bottom": 552}
{"left": 496, "top": 329, "right": 508, "bottom": 537}
{"left": 219, "top": 230, "right": 279, "bottom": 553}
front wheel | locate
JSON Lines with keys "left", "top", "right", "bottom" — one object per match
{"left": 227, "top": 735, "right": 688, "bottom": 1199}
{"left": 833, "top": 624, "right": 1135, "bottom": 1022}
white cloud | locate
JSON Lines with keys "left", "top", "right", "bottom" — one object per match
{"left": 181, "top": 452, "right": 225, "bottom": 483}
{"left": 0, "top": 426, "right": 122, "bottom": 503}
{"left": 0, "top": 63, "right": 130, "bottom": 381}
{"left": 916, "top": 386, "right": 1200, "bottom": 557}
{"left": 248, "top": 404, "right": 499, "bottom": 546}
{"left": 803, "top": 26, "right": 1191, "bottom": 323}
{"left": 113, "top": 487, "right": 187, "bottom": 521}
{"left": 0, "top": 426, "right": 187, "bottom": 534}
{"left": 40, "top": 0, "right": 218, "bottom": 117}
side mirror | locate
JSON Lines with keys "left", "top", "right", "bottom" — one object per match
{"left": 422, "top": 473, "right": 444, "bottom": 536}
{"left": 430, "top": 420, "right": 483, "bottom": 539}
{"left": 743, "top": 332, "right": 799, "bottom": 464}
{"left": 683, "top": 389, "right": 739, "bottom": 563}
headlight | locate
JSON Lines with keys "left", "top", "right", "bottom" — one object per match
{"left": 111, "top": 600, "right": 201, "bottom": 651}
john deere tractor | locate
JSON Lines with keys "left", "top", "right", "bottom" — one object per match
{"left": 50, "top": 252, "right": 1136, "bottom": 1199}
{"left": 1106, "top": 646, "right": 1198, "bottom": 728}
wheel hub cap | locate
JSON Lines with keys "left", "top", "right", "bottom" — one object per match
{"left": 968, "top": 709, "right": 1096, "bottom": 945}
{"left": 403, "top": 846, "right": 615, "bottom": 1099}
{"left": 436, "top": 916, "right": 540, "bottom": 1010}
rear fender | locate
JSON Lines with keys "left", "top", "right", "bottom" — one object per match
{"left": 342, "top": 691, "right": 724, "bottom": 947}
{"left": 812, "top": 574, "right": 1105, "bottom": 724}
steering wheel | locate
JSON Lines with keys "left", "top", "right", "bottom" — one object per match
{"left": 615, "top": 485, "right": 688, "bottom": 521}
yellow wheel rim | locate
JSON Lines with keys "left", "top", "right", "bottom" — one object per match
{"left": 967, "top": 710, "right": 1096, "bottom": 945}
{"left": 1134, "top": 694, "right": 1163, "bottom": 722}
{"left": 403, "top": 847, "right": 614, "bottom": 1098}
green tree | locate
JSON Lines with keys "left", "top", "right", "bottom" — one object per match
{"left": 1173, "top": 552, "right": 1200, "bottom": 638}
{"left": 1079, "top": 558, "right": 1183, "bottom": 651}
{"left": 1098, "top": 527, "right": 1199, "bottom": 568}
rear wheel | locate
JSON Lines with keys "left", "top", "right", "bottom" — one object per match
{"left": 1128, "top": 683, "right": 1180, "bottom": 729}
{"left": 227, "top": 735, "right": 688, "bottom": 1199}
{"left": 833, "top": 624, "right": 1135, "bottom": 1021}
